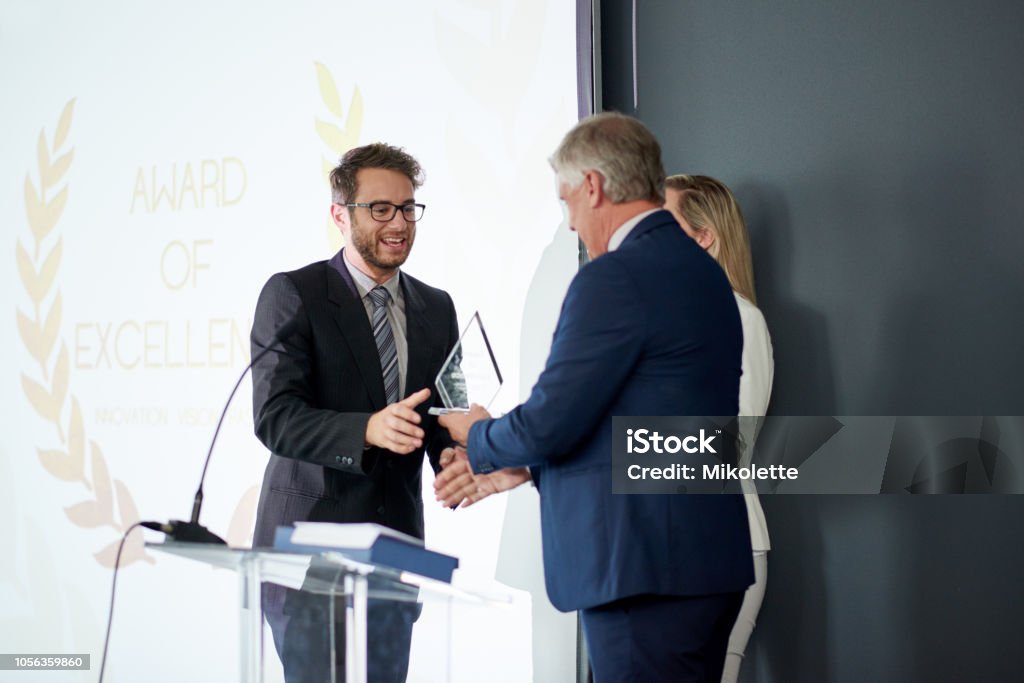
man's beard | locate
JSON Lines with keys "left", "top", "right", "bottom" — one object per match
{"left": 349, "top": 219, "right": 413, "bottom": 271}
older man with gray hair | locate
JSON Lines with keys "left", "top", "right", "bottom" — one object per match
{"left": 436, "top": 112, "right": 753, "bottom": 682}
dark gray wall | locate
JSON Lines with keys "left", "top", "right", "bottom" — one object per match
{"left": 600, "top": 1, "right": 1024, "bottom": 681}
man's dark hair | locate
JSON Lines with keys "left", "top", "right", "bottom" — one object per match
{"left": 329, "top": 143, "right": 424, "bottom": 204}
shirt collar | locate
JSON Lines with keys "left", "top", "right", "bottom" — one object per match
{"left": 607, "top": 208, "right": 661, "bottom": 252}
{"left": 342, "top": 247, "right": 401, "bottom": 301}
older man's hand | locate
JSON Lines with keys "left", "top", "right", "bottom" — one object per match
{"left": 435, "top": 446, "right": 531, "bottom": 508}
{"left": 437, "top": 403, "right": 491, "bottom": 446}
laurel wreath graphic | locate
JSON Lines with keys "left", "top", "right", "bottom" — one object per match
{"left": 16, "top": 86, "right": 334, "bottom": 565}
{"left": 16, "top": 99, "right": 152, "bottom": 568}
{"left": 314, "top": 62, "right": 363, "bottom": 250}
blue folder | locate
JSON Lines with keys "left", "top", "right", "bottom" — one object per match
{"left": 273, "top": 524, "right": 459, "bottom": 584}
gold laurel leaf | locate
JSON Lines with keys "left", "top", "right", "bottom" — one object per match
{"left": 25, "top": 180, "right": 68, "bottom": 245}
{"left": 36, "top": 237, "right": 63, "bottom": 300}
{"left": 95, "top": 528, "right": 152, "bottom": 569}
{"left": 21, "top": 373, "right": 59, "bottom": 424}
{"left": 315, "top": 62, "right": 344, "bottom": 119}
{"left": 40, "top": 291, "right": 62, "bottom": 367}
{"left": 15, "top": 239, "right": 44, "bottom": 305}
{"left": 346, "top": 86, "right": 364, "bottom": 143}
{"left": 321, "top": 156, "right": 335, "bottom": 182}
{"left": 37, "top": 131, "right": 51, "bottom": 188}
{"left": 45, "top": 185, "right": 68, "bottom": 236}
{"left": 37, "top": 448, "right": 81, "bottom": 482}
{"left": 226, "top": 485, "right": 259, "bottom": 547}
{"left": 68, "top": 396, "right": 85, "bottom": 469}
{"left": 113, "top": 479, "right": 140, "bottom": 531}
{"left": 15, "top": 309, "right": 43, "bottom": 366}
{"left": 53, "top": 98, "right": 76, "bottom": 151}
{"left": 315, "top": 119, "right": 348, "bottom": 154}
{"left": 93, "top": 538, "right": 119, "bottom": 568}
{"left": 90, "top": 441, "right": 114, "bottom": 523}
{"left": 52, "top": 343, "right": 69, "bottom": 412}
{"left": 23, "top": 175, "right": 44, "bottom": 243}
{"left": 42, "top": 150, "right": 74, "bottom": 191}
{"left": 93, "top": 537, "right": 125, "bottom": 569}
{"left": 64, "top": 500, "right": 106, "bottom": 529}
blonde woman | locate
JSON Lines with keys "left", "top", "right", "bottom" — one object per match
{"left": 664, "top": 174, "right": 773, "bottom": 683}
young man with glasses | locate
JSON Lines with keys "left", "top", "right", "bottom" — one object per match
{"left": 249, "top": 143, "right": 459, "bottom": 683}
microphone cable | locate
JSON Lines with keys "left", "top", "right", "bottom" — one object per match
{"left": 98, "top": 521, "right": 147, "bottom": 683}
{"left": 98, "top": 317, "right": 300, "bottom": 678}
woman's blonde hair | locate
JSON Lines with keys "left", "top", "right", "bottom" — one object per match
{"left": 664, "top": 174, "right": 757, "bottom": 304}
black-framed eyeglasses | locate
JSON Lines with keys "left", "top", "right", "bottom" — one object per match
{"left": 345, "top": 202, "right": 426, "bottom": 222}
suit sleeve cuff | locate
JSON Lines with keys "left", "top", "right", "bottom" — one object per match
{"left": 467, "top": 420, "right": 495, "bottom": 474}
{"left": 326, "top": 413, "right": 377, "bottom": 474}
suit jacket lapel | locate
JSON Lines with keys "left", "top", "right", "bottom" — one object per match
{"left": 401, "top": 276, "right": 434, "bottom": 399}
{"left": 326, "top": 251, "right": 387, "bottom": 409}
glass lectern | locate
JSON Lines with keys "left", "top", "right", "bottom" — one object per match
{"left": 149, "top": 542, "right": 517, "bottom": 683}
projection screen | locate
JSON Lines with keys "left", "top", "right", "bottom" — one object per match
{"left": 1, "top": 1, "right": 580, "bottom": 680}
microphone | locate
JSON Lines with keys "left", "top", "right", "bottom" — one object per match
{"left": 145, "top": 317, "right": 301, "bottom": 545}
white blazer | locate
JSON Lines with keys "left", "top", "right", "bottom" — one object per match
{"left": 736, "top": 293, "right": 774, "bottom": 552}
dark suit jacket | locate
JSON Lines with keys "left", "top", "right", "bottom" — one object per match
{"left": 250, "top": 250, "right": 458, "bottom": 550}
{"left": 467, "top": 210, "right": 754, "bottom": 612}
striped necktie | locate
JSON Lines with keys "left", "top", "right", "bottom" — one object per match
{"left": 368, "top": 286, "right": 399, "bottom": 404}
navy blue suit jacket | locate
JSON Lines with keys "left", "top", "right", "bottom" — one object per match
{"left": 468, "top": 210, "right": 754, "bottom": 612}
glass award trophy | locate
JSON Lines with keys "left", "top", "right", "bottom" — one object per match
{"left": 428, "top": 312, "right": 503, "bottom": 416}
